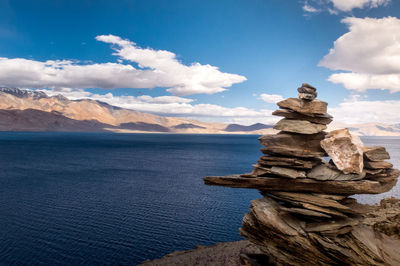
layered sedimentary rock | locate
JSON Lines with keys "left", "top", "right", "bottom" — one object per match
{"left": 277, "top": 98, "right": 327, "bottom": 114}
{"left": 272, "top": 109, "right": 332, "bottom": 125}
{"left": 273, "top": 118, "right": 326, "bottom": 134}
{"left": 203, "top": 83, "right": 400, "bottom": 265}
{"left": 259, "top": 132, "right": 326, "bottom": 157}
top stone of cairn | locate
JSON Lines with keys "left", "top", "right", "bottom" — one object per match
{"left": 298, "top": 83, "right": 317, "bottom": 101}
{"left": 277, "top": 83, "right": 327, "bottom": 115}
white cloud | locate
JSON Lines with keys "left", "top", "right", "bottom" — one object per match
{"left": 136, "top": 95, "right": 194, "bottom": 104}
{"left": 330, "top": 0, "right": 390, "bottom": 12}
{"left": 327, "top": 72, "right": 400, "bottom": 92}
{"left": 95, "top": 35, "right": 246, "bottom": 95}
{"left": 302, "top": 4, "right": 320, "bottom": 13}
{"left": 258, "top": 93, "right": 284, "bottom": 103}
{"left": 329, "top": 99, "right": 400, "bottom": 124}
{"left": 0, "top": 35, "right": 246, "bottom": 96}
{"left": 41, "top": 88, "right": 400, "bottom": 125}
{"left": 41, "top": 88, "right": 276, "bottom": 124}
{"left": 302, "top": 0, "right": 390, "bottom": 13}
{"left": 320, "top": 17, "right": 400, "bottom": 92}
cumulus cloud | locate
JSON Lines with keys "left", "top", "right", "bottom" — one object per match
{"left": 96, "top": 34, "right": 246, "bottom": 95}
{"left": 320, "top": 16, "right": 400, "bottom": 92}
{"left": 258, "top": 93, "right": 284, "bottom": 103}
{"left": 302, "top": 0, "right": 390, "bottom": 13}
{"left": 0, "top": 35, "right": 246, "bottom": 96}
{"left": 329, "top": 99, "right": 400, "bottom": 124}
{"left": 330, "top": 0, "right": 390, "bottom": 12}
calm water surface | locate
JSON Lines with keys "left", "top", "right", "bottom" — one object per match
{"left": 0, "top": 133, "right": 398, "bottom": 265}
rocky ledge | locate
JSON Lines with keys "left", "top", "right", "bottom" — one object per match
{"left": 140, "top": 240, "right": 263, "bottom": 266}
{"left": 204, "top": 83, "right": 400, "bottom": 265}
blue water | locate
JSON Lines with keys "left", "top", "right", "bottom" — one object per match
{"left": 0, "top": 133, "right": 398, "bottom": 265}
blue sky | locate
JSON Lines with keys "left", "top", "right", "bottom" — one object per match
{"left": 0, "top": 0, "right": 399, "bottom": 125}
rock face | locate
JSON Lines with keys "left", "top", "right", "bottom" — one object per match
{"left": 203, "top": 83, "right": 400, "bottom": 265}
{"left": 240, "top": 198, "right": 400, "bottom": 266}
{"left": 321, "top": 128, "right": 364, "bottom": 174}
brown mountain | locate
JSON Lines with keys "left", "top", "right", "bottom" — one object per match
{"left": 0, "top": 88, "right": 276, "bottom": 134}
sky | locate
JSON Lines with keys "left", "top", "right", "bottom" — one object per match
{"left": 0, "top": 0, "right": 399, "bottom": 125}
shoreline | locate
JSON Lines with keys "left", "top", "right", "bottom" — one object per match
{"left": 140, "top": 240, "right": 261, "bottom": 266}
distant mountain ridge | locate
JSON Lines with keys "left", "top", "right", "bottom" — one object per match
{"left": 225, "top": 123, "right": 273, "bottom": 132}
{"left": 0, "top": 88, "right": 398, "bottom": 136}
{"left": 0, "top": 88, "right": 276, "bottom": 134}
{"left": 0, "top": 87, "right": 48, "bottom": 99}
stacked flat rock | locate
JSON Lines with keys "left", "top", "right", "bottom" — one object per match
{"left": 204, "top": 83, "right": 400, "bottom": 265}
{"left": 298, "top": 82, "right": 317, "bottom": 101}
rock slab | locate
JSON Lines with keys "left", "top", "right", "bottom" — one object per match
{"left": 260, "top": 132, "right": 326, "bottom": 158}
{"left": 363, "top": 146, "right": 390, "bottom": 161}
{"left": 307, "top": 164, "right": 366, "bottom": 181}
{"left": 277, "top": 98, "right": 327, "bottom": 114}
{"left": 272, "top": 109, "right": 332, "bottom": 125}
{"left": 273, "top": 118, "right": 326, "bottom": 134}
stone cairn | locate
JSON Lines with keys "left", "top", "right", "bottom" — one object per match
{"left": 204, "top": 83, "right": 400, "bottom": 265}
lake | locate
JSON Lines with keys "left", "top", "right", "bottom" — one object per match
{"left": 0, "top": 133, "right": 398, "bottom": 265}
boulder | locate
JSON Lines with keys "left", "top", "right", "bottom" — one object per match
{"left": 363, "top": 146, "right": 390, "bottom": 161}
{"left": 277, "top": 98, "right": 327, "bottom": 114}
{"left": 259, "top": 132, "right": 326, "bottom": 158}
{"left": 307, "top": 164, "right": 366, "bottom": 181}
{"left": 274, "top": 118, "right": 326, "bottom": 134}
{"left": 272, "top": 109, "right": 332, "bottom": 125}
{"left": 320, "top": 128, "right": 364, "bottom": 174}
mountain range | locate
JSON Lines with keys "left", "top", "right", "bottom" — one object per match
{"left": 0, "top": 87, "right": 399, "bottom": 136}
{"left": 0, "top": 87, "right": 276, "bottom": 134}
